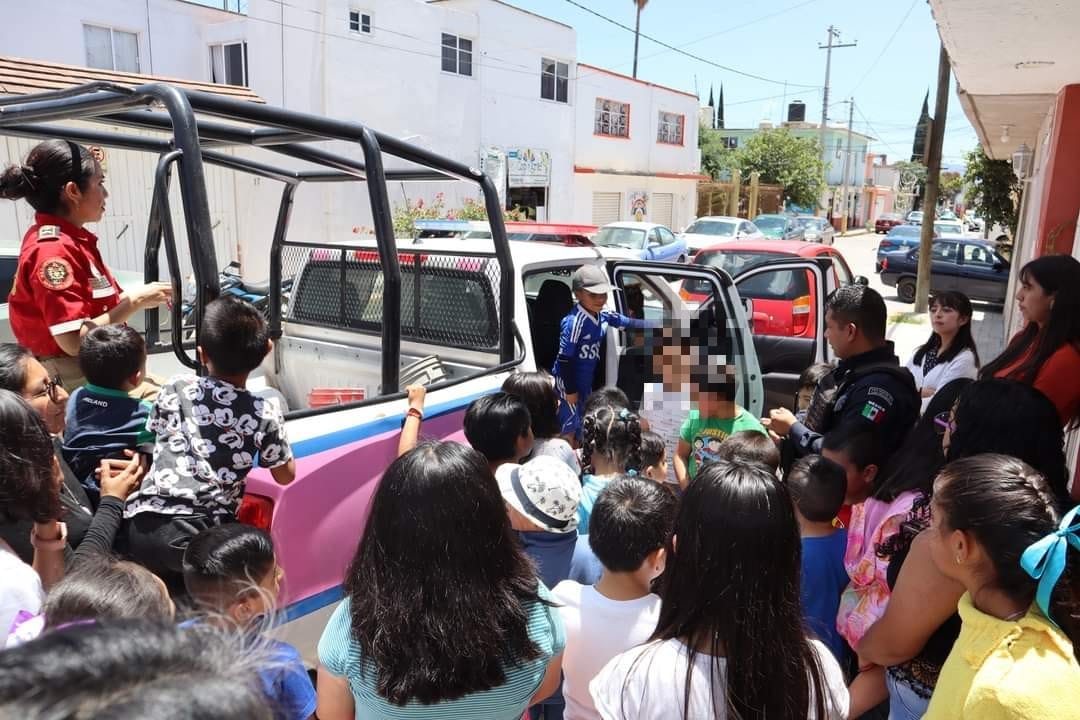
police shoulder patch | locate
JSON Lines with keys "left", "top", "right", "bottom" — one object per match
{"left": 37, "top": 257, "right": 74, "bottom": 291}
{"left": 37, "top": 225, "right": 62, "bottom": 240}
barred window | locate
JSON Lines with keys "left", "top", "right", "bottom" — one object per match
{"left": 594, "top": 98, "right": 629, "bottom": 138}
{"left": 657, "top": 111, "right": 684, "bottom": 145}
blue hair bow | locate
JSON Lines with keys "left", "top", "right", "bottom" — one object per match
{"left": 1021, "top": 505, "right": 1080, "bottom": 628}
{"left": 619, "top": 408, "right": 632, "bottom": 420}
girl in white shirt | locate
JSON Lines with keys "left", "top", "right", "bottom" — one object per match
{"left": 590, "top": 461, "right": 849, "bottom": 720}
{"left": 906, "top": 291, "right": 980, "bottom": 414}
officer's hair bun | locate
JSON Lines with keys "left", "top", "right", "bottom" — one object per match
{"left": 0, "top": 163, "right": 37, "bottom": 200}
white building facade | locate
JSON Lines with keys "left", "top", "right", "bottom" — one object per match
{"left": 573, "top": 64, "right": 703, "bottom": 231}
{"left": 1, "top": 0, "right": 701, "bottom": 277}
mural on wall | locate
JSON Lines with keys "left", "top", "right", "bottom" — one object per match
{"left": 629, "top": 191, "right": 648, "bottom": 222}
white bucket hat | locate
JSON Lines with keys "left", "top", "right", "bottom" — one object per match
{"left": 496, "top": 456, "right": 581, "bottom": 534}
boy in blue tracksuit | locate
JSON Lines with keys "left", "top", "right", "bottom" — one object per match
{"left": 551, "top": 265, "right": 647, "bottom": 439}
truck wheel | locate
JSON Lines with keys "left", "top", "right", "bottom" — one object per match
{"left": 898, "top": 277, "right": 917, "bottom": 303}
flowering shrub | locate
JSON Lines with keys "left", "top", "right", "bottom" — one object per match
{"left": 391, "top": 192, "right": 529, "bottom": 236}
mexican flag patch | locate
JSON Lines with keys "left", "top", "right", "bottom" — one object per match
{"left": 861, "top": 401, "right": 886, "bottom": 424}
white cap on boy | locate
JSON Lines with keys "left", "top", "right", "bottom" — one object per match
{"left": 496, "top": 456, "right": 581, "bottom": 534}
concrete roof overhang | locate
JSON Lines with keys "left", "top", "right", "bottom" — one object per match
{"left": 930, "top": 0, "right": 1080, "bottom": 159}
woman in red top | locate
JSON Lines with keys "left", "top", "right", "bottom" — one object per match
{"left": 0, "top": 140, "right": 171, "bottom": 390}
{"left": 980, "top": 254, "right": 1080, "bottom": 427}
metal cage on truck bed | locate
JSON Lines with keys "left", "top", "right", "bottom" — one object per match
{"left": 0, "top": 81, "right": 518, "bottom": 407}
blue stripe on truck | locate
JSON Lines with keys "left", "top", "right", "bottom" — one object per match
{"left": 290, "top": 390, "right": 488, "bottom": 459}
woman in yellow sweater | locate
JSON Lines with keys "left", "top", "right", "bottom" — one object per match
{"left": 923, "top": 453, "right": 1080, "bottom": 719}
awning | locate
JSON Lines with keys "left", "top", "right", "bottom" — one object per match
{"left": 930, "top": 0, "right": 1079, "bottom": 158}
{"left": 0, "top": 55, "right": 264, "bottom": 103}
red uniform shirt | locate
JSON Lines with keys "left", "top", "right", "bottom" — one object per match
{"left": 8, "top": 213, "right": 124, "bottom": 357}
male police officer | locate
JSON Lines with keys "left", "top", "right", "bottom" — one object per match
{"left": 764, "top": 285, "right": 918, "bottom": 467}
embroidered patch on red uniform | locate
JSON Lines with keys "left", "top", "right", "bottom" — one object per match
{"left": 38, "top": 258, "right": 74, "bottom": 290}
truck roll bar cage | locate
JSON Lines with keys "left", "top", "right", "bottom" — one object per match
{"left": 0, "top": 82, "right": 515, "bottom": 393}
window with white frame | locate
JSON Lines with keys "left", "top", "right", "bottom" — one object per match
{"left": 657, "top": 111, "right": 684, "bottom": 145}
{"left": 594, "top": 98, "right": 629, "bottom": 138}
{"left": 83, "top": 24, "right": 140, "bottom": 72}
{"left": 540, "top": 58, "right": 569, "bottom": 103}
{"left": 441, "top": 33, "right": 473, "bottom": 76}
{"left": 349, "top": 9, "right": 371, "bottom": 34}
{"left": 209, "top": 42, "right": 248, "bottom": 87}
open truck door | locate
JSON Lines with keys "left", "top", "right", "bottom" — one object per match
{"left": 600, "top": 260, "right": 764, "bottom": 419}
{"left": 731, "top": 257, "right": 835, "bottom": 413}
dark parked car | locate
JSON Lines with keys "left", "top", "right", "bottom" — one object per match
{"left": 878, "top": 239, "right": 1010, "bottom": 304}
{"left": 876, "top": 225, "right": 922, "bottom": 271}
{"left": 753, "top": 214, "right": 804, "bottom": 241}
{"left": 874, "top": 213, "right": 905, "bottom": 234}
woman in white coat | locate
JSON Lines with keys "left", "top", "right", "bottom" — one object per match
{"left": 906, "top": 290, "right": 980, "bottom": 414}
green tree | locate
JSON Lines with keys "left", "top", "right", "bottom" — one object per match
{"left": 726, "top": 129, "right": 825, "bottom": 208}
{"left": 698, "top": 129, "right": 737, "bottom": 180}
{"left": 963, "top": 145, "right": 1020, "bottom": 237}
{"left": 939, "top": 171, "right": 964, "bottom": 204}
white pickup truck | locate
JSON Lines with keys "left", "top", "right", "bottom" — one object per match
{"left": 0, "top": 82, "right": 841, "bottom": 662}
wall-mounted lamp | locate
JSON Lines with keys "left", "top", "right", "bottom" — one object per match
{"left": 1012, "top": 143, "right": 1033, "bottom": 181}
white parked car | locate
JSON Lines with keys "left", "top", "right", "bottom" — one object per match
{"left": 679, "top": 216, "right": 764, "bottom": 256}
{"left": 932, "top": 220, "right": 967, "bottom": 239}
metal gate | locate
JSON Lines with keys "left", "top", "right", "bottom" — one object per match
{"left": 591, "top": 191, "right": 621, "bottom": 225}
{"left": 652, "top": 192, "right": 674, "bottom": 228}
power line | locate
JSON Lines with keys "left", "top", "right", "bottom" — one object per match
{"left": 562, "top": 0, "right": 820, "bottom": 89}
{"left": 846, "top": 0, "right": 918, "bottom": 96}
{"left": 855, "top": 102, "right": 902, "bottom": 158}
{"left": 615, "top": 0, "right": 825, "bottom": 73}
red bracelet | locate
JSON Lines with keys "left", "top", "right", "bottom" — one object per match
{"left": 406, "top": 407, "right": 423, "bottom": 421}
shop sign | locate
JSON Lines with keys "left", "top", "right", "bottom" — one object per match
{"left": 506, "top": 147, "right": 551, "bottom": 188}
{"left": 479, "top": 146, "right": 507, "bottom": 206}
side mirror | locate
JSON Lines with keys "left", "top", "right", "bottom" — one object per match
{"left": 854, "top": 275, "right": 870, "bottom": 287}
{"left": 993, "top": 261, "right": 1006, "bottom": 272}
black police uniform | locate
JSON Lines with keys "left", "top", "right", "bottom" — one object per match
{"left": 789, "top": 342, "right": 919, "bottom": 464}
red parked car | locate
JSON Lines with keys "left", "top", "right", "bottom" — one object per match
{"left": 681, "top": 240, "right": 863, "bottom": 337}
{"left": 875, "top": 213, "right": 905, "bottom": 234}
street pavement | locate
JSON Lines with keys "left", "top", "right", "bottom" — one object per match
{"left": 832, "top": 229, "right": 1006, "bottom": 366}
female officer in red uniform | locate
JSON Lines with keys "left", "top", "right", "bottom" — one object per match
{"left": 0, "top": 139, "right": 171, "bottom": 390}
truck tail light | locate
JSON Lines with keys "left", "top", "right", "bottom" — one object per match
{"left": 792, "top": 295, "right": 811, "bottom": 336}
{"left": 237, "top": 493, "right": 275, "bottom": 531}
{"left": 881, "top": 258, "right": 889, "bottom": 271}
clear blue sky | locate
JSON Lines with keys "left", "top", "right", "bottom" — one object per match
{"left": 510, "top": 0, "right": 979, "bottom": 169}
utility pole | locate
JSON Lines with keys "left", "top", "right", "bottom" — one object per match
{"left": 915, "top": 43, "right": 951, "bottom": 313}
{"left": 839, "top": 98, "right": 855, "bottom": 235}
{"left": 632, "top": 0, "right": 648, "bottom": 79}
{"left": 817, "top": 26, "right": 856, "bottom": 216}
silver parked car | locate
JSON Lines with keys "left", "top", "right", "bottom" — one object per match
{"left": 793, "top": 216, "right": 835, "bottom": 245}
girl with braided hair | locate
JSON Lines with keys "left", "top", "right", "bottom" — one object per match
{"left": 922, "top": 454, "right": 1080, "bottom": 719}
{"left": 576, "top": 405, "right": 643, "bottom": 533}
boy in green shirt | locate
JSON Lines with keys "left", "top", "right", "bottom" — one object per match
{"left": 673, "top": 349, "right": 767, "bottom": 489}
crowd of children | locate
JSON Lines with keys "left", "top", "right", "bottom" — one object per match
{"left": 2, "top": 261, "right": 1080, "bottom": 720}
